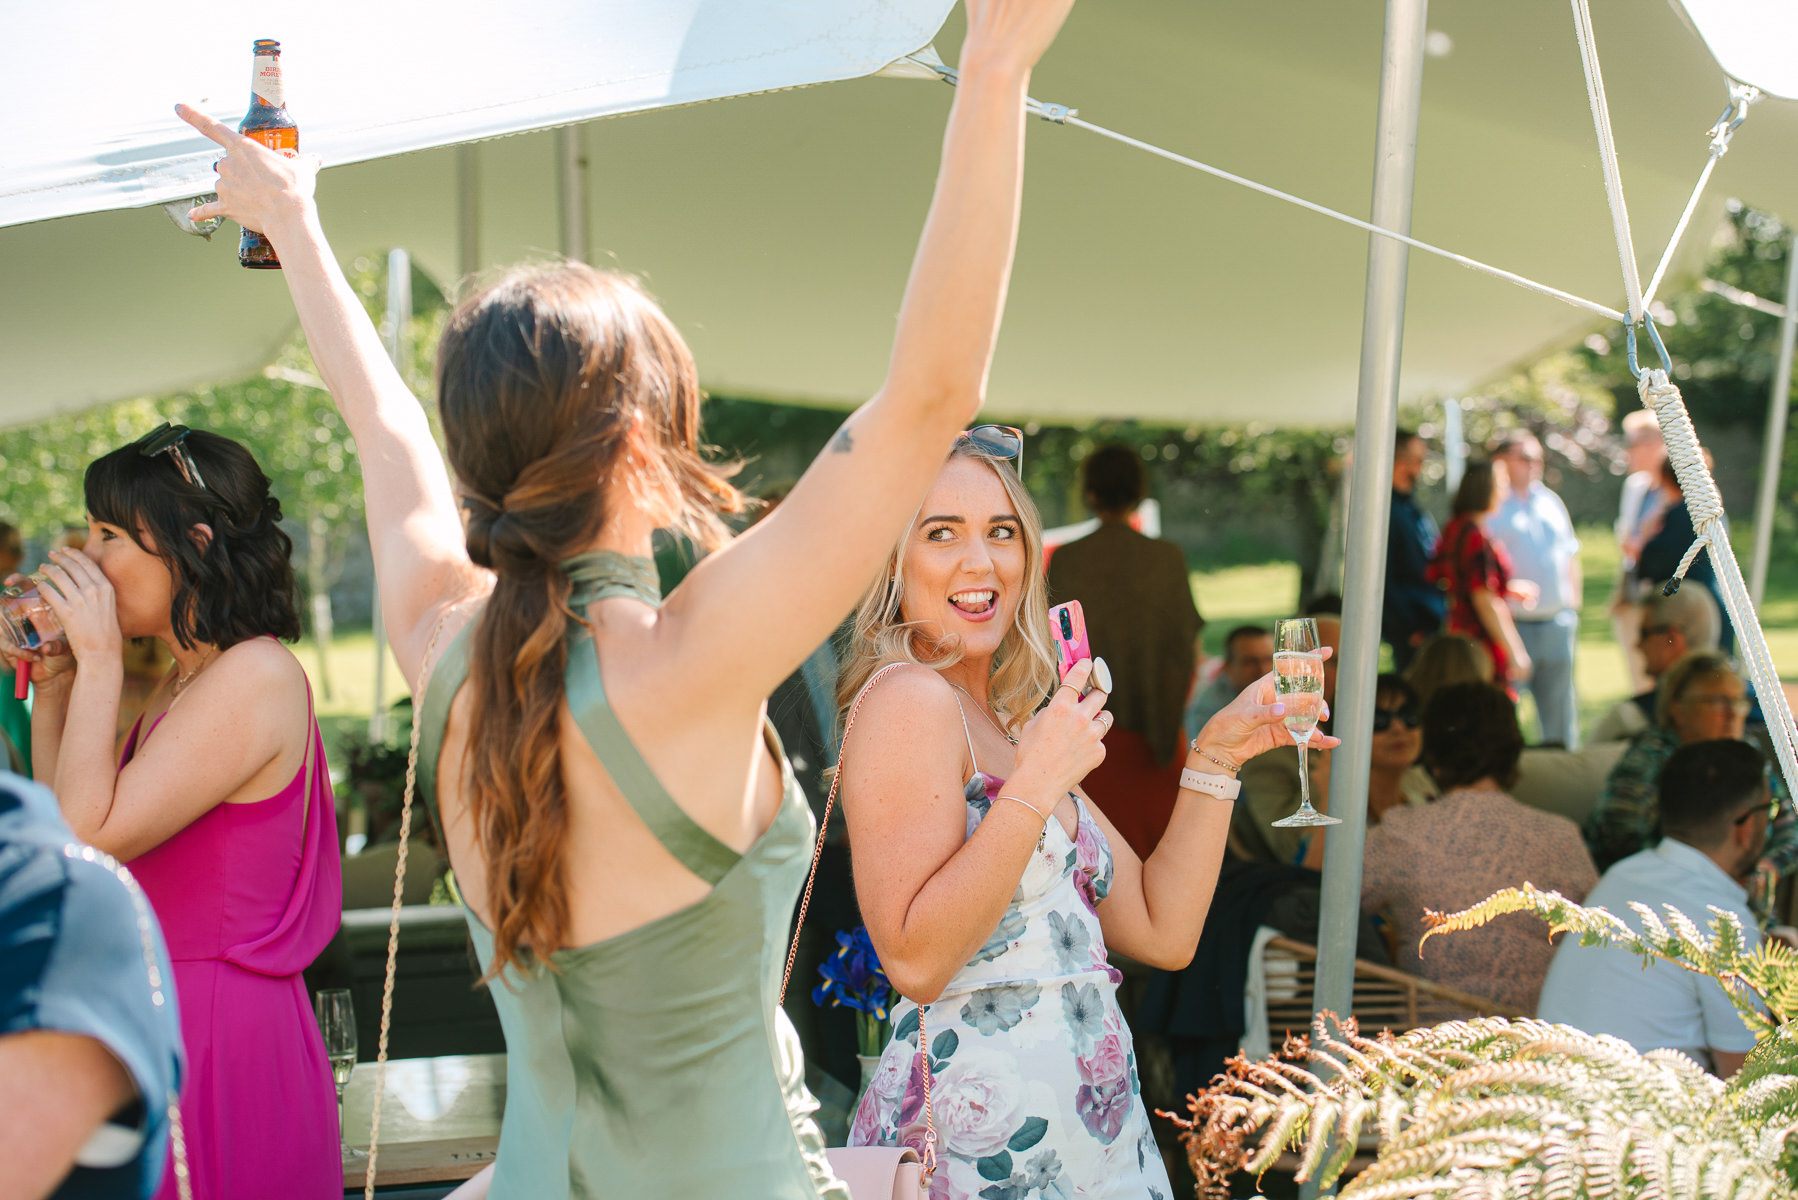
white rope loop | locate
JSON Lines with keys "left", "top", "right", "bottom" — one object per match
{"left": 1637, "top": 368, "right": 1798, "bottom": 808}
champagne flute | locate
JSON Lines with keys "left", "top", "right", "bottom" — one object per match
{"left": 314, "top": 988, "right": 364, "bottom": 1159}
{"left": 1270, "top": 618, "right": 1340, "bottom": 828}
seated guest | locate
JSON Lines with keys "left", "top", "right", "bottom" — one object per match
{"left": 1539, "top": 740, "right": 1770, "bottom": 1075}
{"left": 1048, "top": 443, "right": 1204, "bottom": 858}
{"left": 1293, "top": 673, "right": 1434, "bottom": 870}
{"left": 1590, "top": 587, "right": 1721, "bottom": 743}
{"left": 1403, "top": 632, "right": 1495, "bottom": 711}
{"left": 1187, "top": 624, "right": 1273, "bottom": 739}
{"left": 1, "top": 771, "right": 184, "bottom": 1199}
{"left": 1361, "top": 683, "right": 1597, "bottom": 1011}
{"left": 1587, "top": 651, "right": 1796, "bottom": 882}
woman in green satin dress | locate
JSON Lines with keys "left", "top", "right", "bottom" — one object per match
{"left": 178, "top": 2, "right": 1078, "bottom": 1194}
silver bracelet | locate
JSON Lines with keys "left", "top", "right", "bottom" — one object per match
{"left": 997, "top": 794, "right": 1049, "bottom": 822}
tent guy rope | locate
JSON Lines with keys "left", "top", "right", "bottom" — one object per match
{"left": 1641, "top": 83, "right": 1760, "bottom": 310}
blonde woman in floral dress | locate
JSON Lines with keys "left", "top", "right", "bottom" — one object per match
{"left": 838, "top": 440, "right": 1337, "bottom": 1199}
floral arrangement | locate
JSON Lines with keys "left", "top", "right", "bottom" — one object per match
{"left": 813, "top": 926, "right": 901, "bottom": 1057}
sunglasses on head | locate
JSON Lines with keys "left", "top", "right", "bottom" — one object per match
{"left": 1373, "top": 706, "right": 1420, "bottom": 733}
{"left": 136, "top": 422, "right": 209, "bottom": 492}
{"left": 956, "top": 425, "right": 1025, "bottom": 473}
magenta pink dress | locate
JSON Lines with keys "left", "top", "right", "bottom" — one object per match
{"left": 125, "top": 687, "right": 342, "bottom": 1200}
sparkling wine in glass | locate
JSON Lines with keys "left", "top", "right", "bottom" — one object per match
{"left": 314, "top": 988, "right": 364, "bottom": 1159}
{"left": 1270, "top": 618, "right": 1340, "bottom": 829}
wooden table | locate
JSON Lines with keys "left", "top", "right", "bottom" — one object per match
{"left": 340, "top": 1054, "right": 504, "bottom": 1192}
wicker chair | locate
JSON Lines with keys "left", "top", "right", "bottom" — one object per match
{"left": 1260, "top": 935, "right": 1528, "bottom": 1042}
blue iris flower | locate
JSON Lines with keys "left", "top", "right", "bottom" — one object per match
{"left": 812, "top": 926, "right": 895, "bottom": 1019}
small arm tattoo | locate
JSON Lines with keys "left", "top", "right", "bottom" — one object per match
{"left": 830, "top": 426, "right": 853, "bottom": 454}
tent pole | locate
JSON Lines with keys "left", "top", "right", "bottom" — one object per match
{"left": 1304, "top": 0, "right": 1428, "bottom": 1170}
{"left": 558, "top": 125, "right": 590, "bottom": 264}
{"left": 457, "top": 143, "right": 481, "bottom": 287}
{"left": 370, "top": 248, "right": 412, "bottom": 743}
{"left": 1748, "top": 233, "right": 1798, "bottom": 609}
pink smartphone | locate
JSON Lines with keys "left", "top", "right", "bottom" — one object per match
{"left": 1048, "top": 601, "right": 1092, "bottom": 683}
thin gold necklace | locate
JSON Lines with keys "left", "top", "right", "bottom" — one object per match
{"left": 171, "top": 648, "right": 216, "bottom": 698}
{"left": 949, "top": 683, "right": 1019, "bottom": 745}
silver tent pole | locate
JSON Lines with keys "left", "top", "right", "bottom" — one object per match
{"left": 1748, "top": 233, "right": 1798, "bottom": 610}
{"left": 1307, "top": 0, "right": 1430, "bottom": 1099}
{"left": 558, "top": 125, "right": 590, "bottom": 264}
{"left": 370, "top": 247, "right": 411, "bottom": 743}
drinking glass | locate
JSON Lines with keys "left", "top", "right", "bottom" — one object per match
{"left": 1270, "top": 618, "right": 1340, "bottom": 828}
{"left": 314, "top": 989, "right": 364, "bottom": 1159}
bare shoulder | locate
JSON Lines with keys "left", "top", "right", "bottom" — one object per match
{"left": 841, "top": 664, "right": 963, "bottom": 764}
{"left": 213, "top": 636, "right": 309, "bottom": 694}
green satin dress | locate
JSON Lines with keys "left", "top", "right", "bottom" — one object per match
{"left": 418, "top": 551, "right": 847, "bottom": 1199}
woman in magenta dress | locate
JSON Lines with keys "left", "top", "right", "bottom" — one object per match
{"left": 3, "top": 426, "right": 339, "bottom": 1200}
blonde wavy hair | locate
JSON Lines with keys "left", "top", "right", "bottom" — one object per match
{"left": 837, "top": 441, "right": 1058, "bottom": 740}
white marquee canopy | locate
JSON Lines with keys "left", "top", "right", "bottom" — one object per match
{"left": 1, "top": 0, "right": 1794, "bottom": 429}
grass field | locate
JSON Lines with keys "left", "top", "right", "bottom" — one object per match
{"left": 293, "top": 523, "right": 1798, "bottom": 762}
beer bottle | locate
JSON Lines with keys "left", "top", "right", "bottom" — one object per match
{"left": 238, "top": 39, "right": 297, "bottom": 269}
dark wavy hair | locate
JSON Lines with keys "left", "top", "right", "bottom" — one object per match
{"left": 1421, "top": 681, "right": 1524, "bottom": 791}
{"left": 439, "top": 262, "right": 748, "bottom": 978}
{"left": 84, "top": 430, "right": 301, "bottom": 650}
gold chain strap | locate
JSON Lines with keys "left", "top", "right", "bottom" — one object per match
{"left": 777, "top": 661, "right": 935, "bottom": 1184}
{"left": 363, "top": 616, "right": 451, "bottom": 1200}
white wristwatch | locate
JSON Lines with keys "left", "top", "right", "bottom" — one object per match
{"left": 1179, "top": 766, "right": 1241, "bottom": 800}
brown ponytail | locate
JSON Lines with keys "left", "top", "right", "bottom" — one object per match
{"left": 437, "top": 263, "right": 746, "bottom": 977}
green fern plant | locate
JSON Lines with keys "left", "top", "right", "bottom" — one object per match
{"left": 1174, "top": 884, "right": 1798, "bottom": 1198}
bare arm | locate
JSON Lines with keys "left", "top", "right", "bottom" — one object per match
{"left": 1713, "top": 1049, "right": 1748, "bottom": 1078}
{"left": 1090, "top": 669, "right": 1340, "bottom": 969}
{"left": 845, "top": 662, "right": 1105, "bottom": 1003}
{"left": 639, "top": 2, "right": 1077, "bottom": 707}
{"left": 0, "top": 1031, "right": 136, "bottom": 1200}
{"left": 176, "top": 108, "right": 481, "bottom": 685}
{"left": 1470, "top": 589, "right": 1530, "bottom": 678}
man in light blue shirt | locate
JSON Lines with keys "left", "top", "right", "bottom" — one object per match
{"left": 1537, "top": 740, "right": 1769, "bottom": 1076}
{"left": 1488, "top": 432, "right": 1582, "bottom": 747}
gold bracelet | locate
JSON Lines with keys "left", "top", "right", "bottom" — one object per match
{"left": 1190, "top": 743, "right": 1241, "bottom": 774}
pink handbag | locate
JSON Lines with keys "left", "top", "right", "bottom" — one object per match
{"left": 782, "top": 662, "right": 935, "bottom": 1200}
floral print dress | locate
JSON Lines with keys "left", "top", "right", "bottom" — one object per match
{"left": 848, "top": 769, "right": 1170, "bottom": 1200}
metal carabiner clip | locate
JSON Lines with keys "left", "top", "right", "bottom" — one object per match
{"left": 1625, "top": 317, "right": 1674, "bottom": 381}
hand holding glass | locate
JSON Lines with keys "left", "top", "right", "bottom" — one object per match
{"left": 314, "top": 988, "right": 364, "bottom": 1159}
{"left": 1270, "top": 618, "right": 1339, "bottom": 828}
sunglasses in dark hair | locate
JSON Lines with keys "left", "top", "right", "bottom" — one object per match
{"left": 137, "top": 422, "right": 209, "bottom": 492}
{"left": 956, "top": 425, "right": 1024, "bottom": 473}
{"left": 1373, "top": 706, "right": 1420, "bottom": 733}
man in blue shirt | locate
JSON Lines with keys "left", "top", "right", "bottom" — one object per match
{"left": 1383, "top": 429, "right": 1444, "bottom": 672}
{"left": 0, "top": 771, "right": 183, "bottom": 1199}
{"left": 1488, "top": 432, "right": 1582, "bottom": 747}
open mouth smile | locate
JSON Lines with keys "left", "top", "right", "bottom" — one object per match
{"left": 948, "top": 589, "right": 998, "bottom": 619}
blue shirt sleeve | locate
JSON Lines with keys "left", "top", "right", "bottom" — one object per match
{"left": 0, "top": 775, "right": 184, "bottom": 1200}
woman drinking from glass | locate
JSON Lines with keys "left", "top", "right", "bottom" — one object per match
{"left": 2, "top": 426, "right": 340, "bottom": 1200}
{"left": 836, "top": 436, "right": 1337, "bottom": 1199}
{"left": 177, "top": 2, "right": 1080, "bottom": 1195}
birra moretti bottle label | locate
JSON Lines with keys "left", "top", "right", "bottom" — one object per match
{"left": 251, "top": 54, "right": 284, "bottom": 108}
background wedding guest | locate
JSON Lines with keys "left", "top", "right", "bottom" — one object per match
{"left": 1230, "top": 606, "right": 1342, "bottom": 865}
{"left": 1427, "top": 461, "right": 1530, "bottom": 697}
{"left": 1612, "top": 410, "right": 1668, "bottom": 694}
{"left": 1587, "top": 651, "right": 1796, "bottom": 890}
{"left": 2, "top": 428, "right": 340, "bottom": 1200}
{"left": 1383, "top": 429, "right": 1444, "bottom": 671}
{"left": 1488, "top": 432, "right": 1582, "bottom": 746}
{"left": 1187, "top": 624, "right": 1272, "bottom": 735}
{"left": 1637, "top": 452, "right": 1734, "bottom": 652}
{"left": 1049, "top": 443, "right": 1204, "bottom": 857}
{"left": 0, "top": 771, "right": 184, "bottom": 1200}
{"left": 1361, "top": 682, "right": 1596, "bottom": 1012}
{"left": 1402, "top": 632, "right": 1495, "bottom": 711}
{"left": 1540, "top": 740, "right": 1771, "bottom": 1076}
{"left": 1590, "top": 587, "right": 1720, "bottom": 743}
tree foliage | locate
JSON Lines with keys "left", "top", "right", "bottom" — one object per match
{"left": 1178, "top": 886, "right": 1798, "bottom": 1197}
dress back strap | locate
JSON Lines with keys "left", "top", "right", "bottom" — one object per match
{"left": 416, "top": 611, "right": 740, "bottom": 887}
{"left": 563, "top": 628, "right": 741, "bottom": 885}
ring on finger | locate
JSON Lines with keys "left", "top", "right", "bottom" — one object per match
{"left": 1094, "top": 711, "right": 1113, "bottom": 730}
{"left": 1056, "top": 682, "right": 1082, "bottom": 701}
